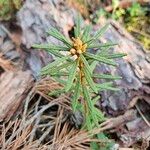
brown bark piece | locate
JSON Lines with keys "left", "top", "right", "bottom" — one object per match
{"left": 0, "top": 71, "right": 33, "bottom": 122}
{"left": 97, "top": 20, "right": 150, "bottom": 115}
{"left": 100, "top": 109, "right": 137, "bottom": 130}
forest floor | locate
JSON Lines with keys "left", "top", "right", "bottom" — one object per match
{"left": 0, "top": 0, "right": 150, "bottom": 150}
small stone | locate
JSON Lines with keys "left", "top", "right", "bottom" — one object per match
{"left": 0, "top": 26, "right": 7, "bottom": 38}
{"left": 1, "top": 40, "right": 15, "bottom": 53}
{"left": 0, "top": 37, "right": 4, "bottom": 46}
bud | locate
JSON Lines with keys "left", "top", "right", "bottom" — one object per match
{"left": 77, "top": 67, "right": 80, "bottom": 72}
{"left": 71, "top": 55, "right": 78, "bottom": 60}
{"left": 70, "top": 48, "right": 76, "bottom": 55}
{"left": 77, "top": 49, "right": 82, "bottom": 54}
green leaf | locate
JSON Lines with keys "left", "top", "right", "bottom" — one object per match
{"left": 74, "top": 13, "right": 82, "bottom": 38}
{"left": 102, "top": 53, "right": 127, "bottom": 59}
{"left": 96, "top": 133, "right": 115, "bottom": 150}
{"left": 50, "top": 71, "right": 68, "bottom": 76}
{"left": 85, "top": 52, "right": 117, "bottom": 66}
{"left": 90, "top": 61, "right": 98, "bottom": 73}
{"left": 86, "top": 23, "right": 109, "bottom": 45}
{"left": 80, "top": 54, "right": 92, "bottom": 74}
{"left": 93, "top": 74, "right": 122, "bottom": 80}
{"left": 96, "top": 82, "right": 120, "bottom": 91}
{"left": 32, "top": 44, "right": 69, "bottom": 51}
{"left": 90, "top": 142, "right": 99, "bottom": 150}
{"left": 83, "top": 67, "right": 98, "bottom": 93}
{"left": 82, "top": 85, "right": 93, "bottom": 111}
{"left": 72, "top": 77, "right": 80, "bottom": 111}
{"left": 88, "top": 42, "right": 117, "bottom": 49}
{"left": 97, "top": 81, "right": 113, "bottom": 87}
{"left": 33, "top": 44, "right": 64, "bottom": 58}
{"left": 93, "top": 107, "right": 106, "bottom": 121}
{"left": 65, "top": 60, "right": 79, "bottom": 92}
{"left": 47, "top": 27, "right": 72, "bottom": 47}
{"left": 53, "top": 77, "right": 66, "bottom": 85}
{"left": 41, "top": 57, "right": 68, "bottom": 72}
{"left": 85, "top": 115, "right": 93, "bottom": 130}
{"left": 89, "top": 42, "right": 116, "bottom": 71}
{"left": 47, "top": 50, "right": 65, "bottom": 58}
{"left": 94, "top": 23, "right": 109, "bottom": 39}
{"left": 98, "top": 45, "right": 112, "bottom": 55}
{"left": 100, "top": 86, "right": 119, "bottom": 91}
{"left": 92, "top": 96, "right": 100, "bottom": 105}
{"left": 81, "top": 25, "right": 92, "bottom": 42}
{"left": 41, "top": 61, "right": 72, "bottom": 75}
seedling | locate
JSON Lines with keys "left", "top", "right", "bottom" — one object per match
{"left": 33, "top": 14, "right": 126, "bottom": 130}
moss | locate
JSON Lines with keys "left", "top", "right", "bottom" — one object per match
{"left": 125, "top": 15, "right": 150, "bottom": 50}
{"left": 0, "top": 0, "right": 22, "bottom": 21}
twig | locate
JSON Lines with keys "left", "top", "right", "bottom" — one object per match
{"left": 135, "top": 104, "right": 150, "bottom": 128}
{"left": 29, "top": 97, "right": 42, "bottom": 142}
{"left": 0, "top": 53, "right": 16, "bottom": 72}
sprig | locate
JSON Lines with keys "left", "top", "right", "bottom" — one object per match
{"left": 33, "top": 14, "right": 126, "bottom": 131}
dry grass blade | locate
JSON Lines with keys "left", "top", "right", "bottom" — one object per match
{"left": 0, "top": 77, "right": 72, "bottom": 149}
{"left": 0, "top": 77, "right": 110, "bottom": 150}
{"left": 0, "top": 53, "right": 16, "bottom": 72}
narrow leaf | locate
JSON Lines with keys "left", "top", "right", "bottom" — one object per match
{"left": 47, "top": 27, "right": 72, "bottom": 47}
{"left": 90, "top": 61, "right": 98, "bottom": 73}
{"left": 41, "top": 61, "right": 72, "bottom": 75}
{"left": 53, "top": 77, "right": 66, "bottom": 85}
{"left": 97, "top": 45, "right": 112, "bottom": 55}
{"left": 94, "top": 108, "right": 106, "bottom": 121}
{"left": 83, "top": 67, "right": 98, "bottom": 93}
{"left": 88, "top": 42, "right": 117, "bottom": 49}
{"left": 81, "top": 25, "right": 91, "bottom": 42}
{"left": 80, "top": 54, "right": 92, "bottom": 74}
{"left": 82, "top": 86, "right": 99, "bottom": 128}
{"left": 65, "top": 60, "right": 78, "bottom": 92}
{"left": 102, "top": 53, "right": 127, "bottom": 59}
{"left": 96, "top": 82, "right": 113, "bottom": 87}
{"left": 92, "top": 96, "right": 100, "bottom": 105}
{"left": 86, "top": 23, "right": 109, "bottom": 45}
{"left": 72, "top": 77, "right": 80, "bottom": 111}
{"left": 74, "top": 14, "right": 81, "bottom": 38}
{"left": 85, "top": 115, "right": 93, "bottom": 130}
{"left": 96, "top": 82, "right": 120, "bottom": 91}
{"left": 85, "top": 52, "right": 117, "bottom": 66}
{"left": 94, "top": 23, "right": 109, "bottom": 39}
{"left": 99, "top": 86, "right": 119, "bottom": 91}
{"left": 41, "top": 57, "right": 68, "bottom": 72}
{"left": 32, "top": 44, "right": 69, "bottom": 51}
{"left": 50, "top": 71, "right": 69, "bottom": 76}
{"left": 82, "top": 85, "right": 93, "bottom": 111}
{"left": 33, "top": 44, "right": 64, "bottom": 58}
{"left": 88, "top": 43, "right": 114, "bottom": 68}
{"left": 47, "top": 50, "right": 64, "bottom": 58}
{"left": 93, "top": 74, "right": 122, "bottom": 80}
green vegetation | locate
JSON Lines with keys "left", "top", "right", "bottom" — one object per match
{"left": 93, "top": 1, "right": 150, "bottom": 50}
{"left": 125, "top": 3, "right": 150, "bottom": 50}
{"left": 0, "top": 0, "right": 22, "bottom": 21}
{"left": 33, "top": 14, "right": 126, "bottom": 149}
